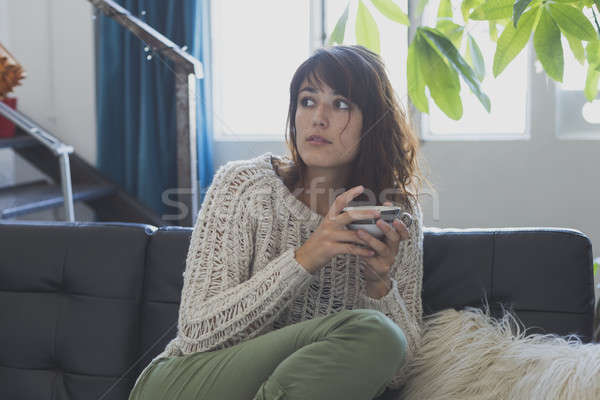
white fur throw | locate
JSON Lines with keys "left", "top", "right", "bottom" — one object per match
{"left": 398, "top": 305, "right": 600, "bottom": 400}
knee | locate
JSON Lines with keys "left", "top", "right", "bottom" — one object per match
{"left": 342, "top": 309, "right": 408, "bottom": 368}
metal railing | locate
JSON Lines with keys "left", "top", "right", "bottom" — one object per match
{"left": 0, "top": 101, "right": 75, "bottom": 222}
{"left": 88, "top": 0, "right": 205, "bottom": 226}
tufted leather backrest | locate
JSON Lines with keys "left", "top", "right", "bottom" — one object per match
{"left": 0, "top": 222, "right": 594, "bottom": 400}
{"left": 422, "top": 227, "right": 595, "bottom": 340}
{"left": 0, "top": 222, "right": 154, "bottom": 400}
{"left": 134, "top": 227, "right": 191, "bottom": 384}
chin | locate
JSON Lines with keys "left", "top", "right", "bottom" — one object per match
{"left": 299, "top": 148, "right": 330, "bottom": 162}
{"left": 301, "top": 153, "right": 347, "bottom": 171}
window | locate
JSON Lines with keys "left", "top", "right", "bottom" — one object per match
{"left": 211, "top": 0, "right": 311, "bottom": 140}
{"left": 325, "top": 0, "right": 409, "bottom": 112}
{"left": 212, "top": 0, "right": 408, "bottom": 140}
{"left": 555, "top": 6, "right": 600, "bottom": 139}
{"left": 420, "top": 0, "right": 529, "bottom": 140}
{"left": 211, "top": 0, "right": 532, "bottom": 141}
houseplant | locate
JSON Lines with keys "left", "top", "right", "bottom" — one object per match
{"left": 328, "top": 0, "right": 600, "bottom": 120}
{"left": 0, "top": 42, "right": 25, "bottom": 138}
{"left": 0, "top": 42, "right": 25, "bottom": 100}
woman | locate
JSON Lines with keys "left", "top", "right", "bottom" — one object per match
{"left": 129, "top": 44, "right": 430, "bottom": 400}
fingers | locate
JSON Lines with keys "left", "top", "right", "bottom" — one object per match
{"left": 358, "top": 217, "right": 410, "bottom": 253}
{"left": 334, "top": 208, "right": 380, "bottom": 226}
{"left": 381, "top": 218, "right": 411, "bottom": 241}
{"left": 357, "top": 228, "right": 388, "bottom": 255}
{"left": 392, "top": 218, "right": 411, "bottom": 240}
{"left": 340, "top": 242, "right": 375, "bottom": 257}
{"left": 334, "top": 229, "right": 371, "bottom": 247}
{"left": 375, "top": 219, "right": 401, "bottom": 243}
{"left": 327, "top": 185, "right": 365, "bottom": 219}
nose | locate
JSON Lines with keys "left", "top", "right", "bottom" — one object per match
{"left": 312, "top": 103, "right": 329, "bottom": 128}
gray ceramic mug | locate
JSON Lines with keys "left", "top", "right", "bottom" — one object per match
{"left": 342, "top": 205, "right": 412, "bottom": 239}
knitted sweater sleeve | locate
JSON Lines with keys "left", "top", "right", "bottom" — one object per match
{"left": 355, "top": 198, "right": 424, "bottom": 390}
{"left": 174, "top": 162, "right": 314, "bottom": 355}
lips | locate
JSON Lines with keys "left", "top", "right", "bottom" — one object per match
{"left": 307, "top": 135, "right": 332, "bottom": 143}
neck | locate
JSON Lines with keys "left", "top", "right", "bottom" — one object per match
{"left": 296, "top": 165, "right": 351, "bottom": 216}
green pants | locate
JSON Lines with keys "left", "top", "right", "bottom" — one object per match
{"left": 129, "top": 309, "right": 407, "bottom": 400}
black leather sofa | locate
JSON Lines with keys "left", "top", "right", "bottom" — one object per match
{"left": 0, "top": 221, "right": 595, "bottom": 400}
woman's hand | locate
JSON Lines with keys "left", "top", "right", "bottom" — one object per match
{"left": 294, "top": 185, "right": 382, "bottom": 274}
{"left": 358, "top": 201, "right": 411, "bottom": 293}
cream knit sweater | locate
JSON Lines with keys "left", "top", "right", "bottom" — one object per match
{"left": 136, "top": 152, "right": 424, "bottom": 390}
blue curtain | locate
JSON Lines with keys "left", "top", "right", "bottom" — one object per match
{"left": 96, "top": 0, "right": 214, "bottom": 218}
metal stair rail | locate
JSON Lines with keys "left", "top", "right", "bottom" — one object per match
{"left": 89, "top": 0, "right": 205, "bottom": 227}
{"left": 0, "top": 101, "right": 76, "bottom": 222}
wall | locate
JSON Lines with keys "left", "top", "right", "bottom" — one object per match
{"left": 0, "top": 0, "right": 96, "bottom": 219}
{"left": 0, "top": 0, "right": 97, "bottom": 169}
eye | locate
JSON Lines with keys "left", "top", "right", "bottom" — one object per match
{"left": 300, "top": 97, "right": 314, "bottom": 107}
{"left": 299, "top": 96, "right": 350, "bottom": 110}
{"left": 335, "top": 99, "right": 350, "bottom": 110}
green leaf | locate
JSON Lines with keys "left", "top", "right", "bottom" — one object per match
{"left": 489, "top": 20, "right": 499, "bottom": 41}
{"left": 493, "top": 6, "right": 541, "bottom": 77}
{"left": 587, "top": 40, "right": 600, "bottom": 66}
{"left": 466, "top": 33, "right": 486, "bottom": 80}
{"left": 436, "top": 0, "right": 462, "bottom": 47}
{"left": 356, "top": 0, "right": 381, "bottom": 53}
{"left": 415, "top": 33, "right": 463, "bottom": 120}
{"left": 462, "top": 0, "right": 484, "bottom": 22}
{"left": 564, "top": 31, "right": 586, "bottom": 65}
{"left": 584, "top": 64, "right": 600, "bottom": 100}
{"left": 514, "top": 0, "right": 534, "bottom": 27}
{"left": 417, "top": 0, "right": 430, "bottom": 17}
{"left": 592, "top": 6, "right": 600, "bottom": 39}
{"left": 328, "top": 3, "right": 350, "bottom": 45}
{"left": 407, "top": 38, "right": 429, "bottom": 113}
{"left": 547, "top": 3, "right": 597, "bottom": 41}
{"left": 437, "top": 20, "right": 465, "bottom": 49}
{"left": 421, "top": 27, "right": 491, "bottom": 112}
{"left": 533, "top": 7, "right": 564, "bottom": 82}
{"left": 370, "top": 0, "right": 409, "bottom": 26}
{"left": 470, "top": 0, "right": 515, "bottom": 21}
{"left": 437, "top": 0, "right": 453, "bottom": 20}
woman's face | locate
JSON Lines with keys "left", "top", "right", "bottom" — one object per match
{"left": 294, "top": 77, "right": 363, "bottom": 170}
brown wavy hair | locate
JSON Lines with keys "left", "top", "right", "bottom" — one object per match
{"left": 273, "top": 44, "right": 432, "bottom": 215}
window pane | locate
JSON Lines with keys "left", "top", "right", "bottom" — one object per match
{"left": 212, "top": 1, "right": 310, "bottom": 137}
{"left": 555, "top": 6, "right": 600, "bottom": 137}
{"left": 559, "top": 6, "right": 595, "bottom": 91}
{"left": 560, "top": 34, "right": 587, "bottom": 91}
{"left": 422, "top": 1, "right": 528, "bottom": 136}
{"left": 325, "top": 0, "right": 409, "bottom": 112}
